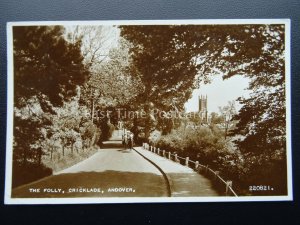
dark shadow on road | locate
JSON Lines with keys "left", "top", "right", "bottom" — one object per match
{"left": 11, "top": 170, "right": 168, "bottom": 198}
{"left": 117, "top": 149, "right": 133, "bottom": 153}
{"left": 101, "top": 141, "right": 122, "bottom": 148}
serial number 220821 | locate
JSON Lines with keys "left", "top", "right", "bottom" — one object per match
{"left": 249, "top": 185, "right": 274, "bottom": 191}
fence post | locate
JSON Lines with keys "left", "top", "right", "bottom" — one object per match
{"left": 185, "top": 157, "right": 189, "bottom": 166}
{"left": 150, "top": 146, "right": 153, "bottom": 152}
{"left": 157, "top": 148, "right": 160, "bottom": 155}
{"left": 163, "top": 150, "right": 165, "bottom": 157}
{"left": 226, "top": 181, "right": 233, "bottom": 196}
{"left": 195, "top": 161, "right": 199, "bottom": 170}
{"left": 168, "top": 152, "right": 171, "bottom": 160}
{"left": 175, "top": 154, "right": 178, "bottom": 162}
{"left": 206, "top": 165, "right": 209, "bottom": 174}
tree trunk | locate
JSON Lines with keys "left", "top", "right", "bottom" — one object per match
{"left": 91, "top": 98, "right": 95, "bottom": 123}
{"left": 38, "top": 147, "right": 42, "bottom": 165}
{"left": 91, "top": 87, "right": 95, "bottom": 123}
{"left": 224, "top": 121, "right": 228, "bottom": 140}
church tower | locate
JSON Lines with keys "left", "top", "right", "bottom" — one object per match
{"left": 199, "top": 95, "right": 208, "bottom": 123}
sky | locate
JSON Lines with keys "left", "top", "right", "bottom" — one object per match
{"left": 184, "top": 74, "right": 251, "bottom": 113}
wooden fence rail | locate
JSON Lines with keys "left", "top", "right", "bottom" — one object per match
{"left": 142, "top": 143, "right": 238, "bottom": 197}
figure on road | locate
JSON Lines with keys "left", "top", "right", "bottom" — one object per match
{"left": 122, "top": 132, "right": 128, "bottom": 149}
{"left": 128, "top": 132, "right": 134, "bottom": 150}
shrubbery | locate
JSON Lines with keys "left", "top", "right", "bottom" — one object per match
{"left": 97, "top": 117, "right": 115, "bottom": 141}
{"left": 42, "top": 116, "right": 102, "bottom": 174}
{"left": 154, "top": 125, "right": 251, "bottom": 195}
{"left": 154, "top": 124, "right": 286, "bottom": 195}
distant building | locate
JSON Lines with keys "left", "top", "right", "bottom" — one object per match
{"left": 199, "top": 95, "right": 208, "bottom": 124}
{"left": 185, "top": 95, "right": 210, "bottom": 128}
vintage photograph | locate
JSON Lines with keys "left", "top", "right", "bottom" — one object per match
{"left": 5, "top": 20, "right": 292, "bottom": 203}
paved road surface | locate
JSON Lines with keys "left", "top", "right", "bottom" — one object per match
{"left": 12, "top": 131, "right": 168, "bottom": 198}
{"left": 12, "top": 130, "right": 219, "bottom": 198}
{"left": 134, "top": 147, "right": 219, "bottom": 197}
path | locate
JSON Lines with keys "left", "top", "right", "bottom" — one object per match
{"left": 12, "top": 130, "right": 219, "bottom": 198}
{"left": 134, "top": 147, "right": 219, "bottom": 197}
{"left": 12, "top": 131, "right": 168, "bottom": 198}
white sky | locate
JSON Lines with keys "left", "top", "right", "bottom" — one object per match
{"left": 184, "top": 74, "right": 251, "bottom": 113}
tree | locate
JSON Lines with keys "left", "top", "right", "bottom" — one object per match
{"left": 120, "top": 25, "right": 268, "bottom": 136}
{"left": 13, "top": 25, "right": 88, "bottom": 186}
{"left": 120, "top": 26, "right": 201, "bottom": 111}
{"left": 79, "top": 37, "right": 143, "bottom": 125}
{"left": 218, "top": 101, "right": 237, "bottom": 139}
{"left": 67, "top": 25, "right": 117, "bottom": 71}
{"left": 120, "top": 26, "right": 198, "bottom": 137}
{"left": 14, "top": 26, "right": 88, "bottom": 109}
{"left": 210, "top": 112, "right": 223, "bottom": 125}
{"left": 121, "top": 24, "right": 287, "bottom": 193}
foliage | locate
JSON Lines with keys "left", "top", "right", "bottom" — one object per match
{"left": 148, "top": 130, "right": 162, "bottom": 146}
{"left": 11, "top": 24, "right": 287, "bottom": 195}
{"left": 218, "top": 100, "right": 238, "bottom": 139}
{"left": 122, "top": 24, "right": 287, "bottom": 194}
{"left": 12, "top": 26, "right": 89, "bottom": 187}
{"left": 66, "top": 25, "right": 117, "bottom": 71}
{"left": 156, "top": 126, "right": 243, "bottom": 193}
{"left": 40, "top": 97, "right": 101, "bottom": 172}
{"left": 120, "top": 26, "right": 200, "bottom": 110}
{"left": 229, "top": 25, "right": 287, "bottom": 193}
{"left": 79, "top": 38, "right": 143, "bottom": 123}
{"left": 43, "top": 146, "right": 99, "bottom": 173}
{"left": 156, "top": 121, "right": 286, "bottom": 194}
{"left": 120, "top": 25, "right": 276, "bottom": 110}
{"left": 96, "top": 117, "right": 114, "bottom": 141}
{"left": 14, "top": 26, "right": 88, "bottom": 109}
{"left": 13, "top": 115, "right": 44, "bottom": 166}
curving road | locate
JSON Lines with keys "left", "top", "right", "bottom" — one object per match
{"left": 12, "top": 130, "right": 218, "bottom": 198}
{"left": 12, "top": 131, "right": 169, "bottom": 198}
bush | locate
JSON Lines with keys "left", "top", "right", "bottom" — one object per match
{"left": 156, "top": 125, "right": 248, "bottom": 194}
{"left": 155, "top": 124, "right": 287, "bottom": 195}
{"left": 148, "top": 130, "right": 162, "bottom": 146}
{"left": 98, "top": 118, "right": 114, "bottom": 141}
{"left": 157, "top": 126, "right": 226, "bottom": 159}
{"left": 43, "top": 145, "right": 99, "bottom": 173}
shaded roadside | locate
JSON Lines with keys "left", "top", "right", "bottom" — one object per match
{"left": 12, "top": 170, "right": 168, "bottom": 198}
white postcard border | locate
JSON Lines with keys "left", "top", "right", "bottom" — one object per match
{"left": 5, "top": 19, "right": 292, "bottom": 204}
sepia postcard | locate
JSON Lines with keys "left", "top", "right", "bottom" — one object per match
{"left": 5, "top": 19, "right": 292, "bottom": 204}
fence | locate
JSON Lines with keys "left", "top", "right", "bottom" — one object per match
{"left": 142, "top": 143, "right": 238, "bottom": 197}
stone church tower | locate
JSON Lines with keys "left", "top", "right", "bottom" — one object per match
{"left": 199, "top": 95, "right": 208, "bottom": 123}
